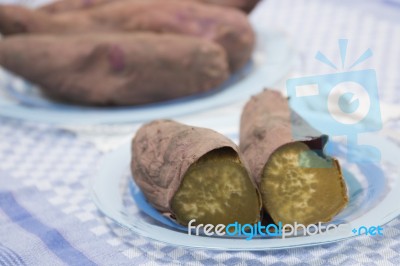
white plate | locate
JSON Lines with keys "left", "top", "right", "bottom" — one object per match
{"left": 90, "top": 127, "right": 400, "bottom": 250}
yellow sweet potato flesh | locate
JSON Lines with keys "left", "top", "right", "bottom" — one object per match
{"left": 260, "top": 142, "right": 348, "bottom": 226}
{"left": 171, "top": 148, "right": 261, "bottom": 226}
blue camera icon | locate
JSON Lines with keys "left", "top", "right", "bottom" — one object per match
{"left": 287, "top": 69, "right": 382, "bottom": 163}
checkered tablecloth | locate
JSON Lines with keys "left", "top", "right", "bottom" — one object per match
{"left": 1, "top": 0, "right": 400, "bottom": 265}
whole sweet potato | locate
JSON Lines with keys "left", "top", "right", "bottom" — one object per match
{"left": 0, "top": 0, "right": 254, "bottom": 72}
{"left": 240, "top": 90, "right": 348, "bottom": 226}
{"left": 39, "top": 0, "right": 259, "bottom": 14}
{"left": 0, "top": 33, "right": 229, "bottom": 106}
{"left": 132, "top": 120, "right": 262, "bottom": 226}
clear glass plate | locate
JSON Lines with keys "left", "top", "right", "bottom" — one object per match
{"left": 0, "top": 9, "right": 296, "bottom": 124}
{"left": 90, "top": 129, "right": 400, "bottom": 250}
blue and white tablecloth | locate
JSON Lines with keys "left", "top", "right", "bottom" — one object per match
{"left": 1, "top": 0, "right": 400, "bottom": 265}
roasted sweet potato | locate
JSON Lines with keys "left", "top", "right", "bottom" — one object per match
{"left": 131, "top": 120, "right": 262, "bottom": 226}
{"left": 39, "top": 0, "right": 260, "bottom": 14}
{"left": 0, "top": 33, "right": 229, "bottom": 106}
{"left": 0, "top": 0, "right": 254, "bottom": 72}
{"left": 239, "top": 90, "right": 348, "bottom": 226}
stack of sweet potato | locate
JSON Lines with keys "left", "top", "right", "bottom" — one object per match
{"left": 0, "top": 0, "right": 259, "bottom": 106}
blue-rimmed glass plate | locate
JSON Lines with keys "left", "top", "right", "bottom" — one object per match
{"left": 90, "top": 118, "right": 400, "bottom": 250}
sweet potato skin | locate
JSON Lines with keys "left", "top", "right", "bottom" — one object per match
{"left": 39, "top": 0, "right": 117, "bottom": 13}
{"left": 0, "top": 5, "right": 53, "bottom": 35}
{"left": 239, "top": 90, "right": 294, "bottom": 184}
{"left": 201, "top": 0, "right": 259, "bottom": 13}
{"left": 39, "top": 0, "right": 260, "bottom": 14}
{"left": 131, "top": 120, "right": 255, "bottom": 216}
{"left": 0, "top": 33, "right": 229, "bottom": 106}
{"left": 0, "top": 0, "right": 254, "bottom": 72}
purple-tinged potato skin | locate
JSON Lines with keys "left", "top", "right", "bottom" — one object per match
{"left": 240, "top": 90, "right": 294, "bottom": 184}
{"left": 0, "top": 33, "right": 229, "bottom": 106}
{"left": 0, "top": 5, "right": 53, "bottom": 35}
{"left": 39, "top": 0, "right": 118, "bottom": 13}
{"left": 201, "top": 0, "right": 260, "bottom": 13}
{"left": 0, "top": 0, "right": 254, "bottom": 72}
{"left": 39, "top": 0, "right": 259, "bottom": 14}
{"left": 131, "top": 120, "right": 261, "bottom": 224}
